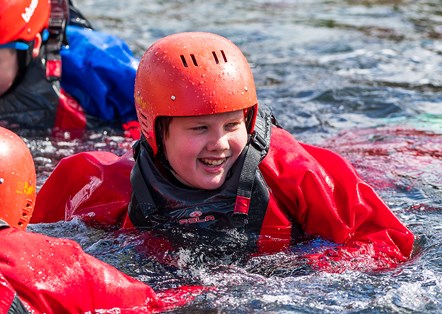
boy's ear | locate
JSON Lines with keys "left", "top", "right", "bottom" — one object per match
{"left": 31, "top": 33, "right": 42, "bottom": 58}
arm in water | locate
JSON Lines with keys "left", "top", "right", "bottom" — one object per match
{"left": 259, "top": 126, "right": 414, "bottom": 272}
{"left": 0, "top": 226, "right": 204, "bottom": 313}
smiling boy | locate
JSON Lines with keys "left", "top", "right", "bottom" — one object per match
{"left": 33, "top": 32, "right": 415, "bottom": 272}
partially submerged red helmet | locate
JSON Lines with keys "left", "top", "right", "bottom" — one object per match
{"left": 0, "top": 0, "right": 50, "bottom": 45}
{"left": 134, "top": 32, "right": 258, "bottom": 155}
{"left": 0, "top": 127, "right": 36, "bottom": 229}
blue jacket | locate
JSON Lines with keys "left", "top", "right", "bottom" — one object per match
{"left": 61, "top": 26, "right": 139, "bottom": 124}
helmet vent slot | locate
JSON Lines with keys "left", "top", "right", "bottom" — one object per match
{"left": 180, "top": 55, "right": 188, "bottom": 67}
{"left": 190, "top": 54, "right": 198, "bottom": 66}
{"left": 212, "top": 50, "right": 228, "bottom": 64}
{"left": 139, "top": 112, "right": 148, "bottom": 126}
{"left": 180, "top": 54, "right": 198, "bottom": 67}
{"left": 221, "top": 50, "right": 227, "bottom": 62}
{"left": 212, "top": 52, "right": 219, "bottom": 64}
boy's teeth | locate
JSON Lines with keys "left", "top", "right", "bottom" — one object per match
{"left": 201, "top": 158, "right": 224, "bottom": 166}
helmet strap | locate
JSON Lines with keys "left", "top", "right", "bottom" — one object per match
{"left": 45, "top": 0, "right": 69, "bottom": 81}
{"left": 12, "top": 41, "right": 35, "bottom": 89}
{"left": 155, "top": 147, "right": 175, "bottom": 175}
{"left": 245, "top": 106, "right": 256, "bottom": 133}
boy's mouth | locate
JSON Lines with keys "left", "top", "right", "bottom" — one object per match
{"left": 199, "top": 158, "right": 226, "bottom": 166}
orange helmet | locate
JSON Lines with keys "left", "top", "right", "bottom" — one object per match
{"left": 0, "top": 127, "right": 36, "bottom": 229}
{"left": 0, "top": 0, "right": 50, "bottom": 46}
{"left": 134, "top": 32, "right": 258, "bottom": 155}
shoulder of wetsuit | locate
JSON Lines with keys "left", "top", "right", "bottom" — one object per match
{"left": 0, "top": 266, "right": 30, "bottom": 314}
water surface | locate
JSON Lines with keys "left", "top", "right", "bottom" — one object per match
{"left": 28, "top": 0, "right": 441, "bottom": 312}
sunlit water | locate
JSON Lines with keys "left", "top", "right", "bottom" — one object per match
{"left": 24, "top": 0, "right": 441, "bottom": 312}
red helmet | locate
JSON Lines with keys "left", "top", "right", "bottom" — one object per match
{"left": 0, "top": 127, "right": 36, "bottom": 229}
{"left": 0, "top": 0, "right": 50, "bottom": 45}
{"left": 134, "top": 32, "right": 258, "bottom": 155}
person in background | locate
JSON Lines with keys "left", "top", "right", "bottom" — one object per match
{"left": 0, "top": 126, "right": 203, "bottom": 313}
{"left": 0, "top": 0, "right": 140, "bottom": 139}
{"left": 32, "top": 32, "right": 415, "bottom": 273}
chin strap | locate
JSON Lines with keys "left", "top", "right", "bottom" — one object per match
{"left": 129, "top": 137, "right": 159, "bottom": 219}
{"left": 233, "top": 106, "right": 273, "bottom": 218}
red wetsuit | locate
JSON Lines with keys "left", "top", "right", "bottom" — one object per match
{"left": 0, "top": 223, "right": 203, "bottom": 313}
{"left": 32, "top": 124, "right": 414, "bottom": 272}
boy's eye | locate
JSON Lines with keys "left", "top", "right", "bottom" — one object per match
{"left": 226, "top": 122, "right": 241, "bottom": 129}
{"left": 190, "top": 126, "right": 207, "bottom": 131}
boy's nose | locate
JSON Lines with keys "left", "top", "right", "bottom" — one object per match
{"left": 206, "top": 131, "right": 229, "bottom": 152}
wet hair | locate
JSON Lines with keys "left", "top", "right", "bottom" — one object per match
{"left": 155, "top": 116, "right": 173, "bottom": 153}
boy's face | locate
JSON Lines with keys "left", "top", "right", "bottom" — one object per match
{"left": 0, "top": 48, "right": 18, "bottom": 96}
{"left": 164, "top": 109, "right": 248, "bottom": 190}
